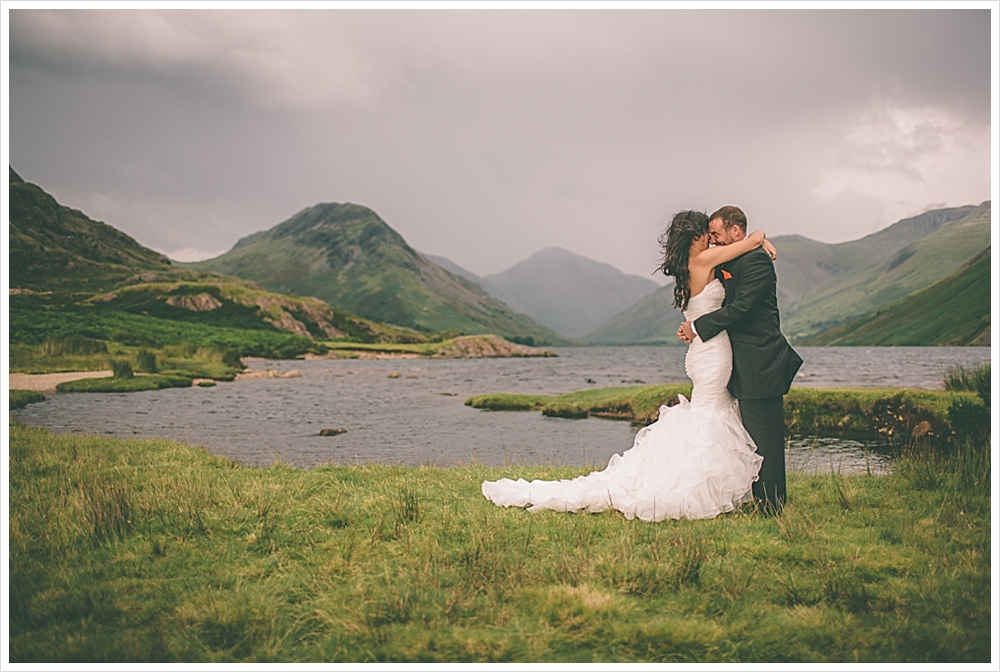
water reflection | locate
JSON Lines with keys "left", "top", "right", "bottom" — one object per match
{"left": 787, "top": 435, "right": 893, "bottom": 476}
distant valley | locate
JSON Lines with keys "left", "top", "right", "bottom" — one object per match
{"left": 426, "top": 248, "right": 660, "bottom": 338}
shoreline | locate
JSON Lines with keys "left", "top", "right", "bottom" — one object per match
{"left": 8, "top": 371, "right": 114, "bottom": 393}
{"left": 9, "top": 370, "right": 240, "bottom": 393}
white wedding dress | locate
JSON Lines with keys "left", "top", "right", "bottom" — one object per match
{"left": 482, "top": 279, "right": 762, "bottom": 521}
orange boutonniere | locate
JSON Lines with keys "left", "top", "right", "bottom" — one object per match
{"left": 722, "top": 270, "right": 733, "bottom": 280}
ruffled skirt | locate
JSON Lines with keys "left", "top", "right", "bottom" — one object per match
{"left": 481, "top": 395, "right": 761, "bottom": 521}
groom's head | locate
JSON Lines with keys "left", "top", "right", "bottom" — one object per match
{"left": 708, "top": 206, "right": 747, "bottom": 246}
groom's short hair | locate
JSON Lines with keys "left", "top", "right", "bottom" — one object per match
{"left": 710, "top": 206, "right": 747, "bottom": 233}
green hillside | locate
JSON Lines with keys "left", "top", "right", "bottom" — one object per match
{"left": 799, "top": 247, "right": 991, "bottom": 346}
{"left": 772, "top": 205, "right": 976, "bottom": 315}
{"left": 8, "top": 167, "right": 172, "bottom": 290}
{"left": 7, "top": 170, "right": 448, "bottom": 368}
{"left": 582, "top": 284, "right": 684, "bottom": 345}
{"left": 781, "top": 202, "right": 991, "bottom": 340}
{"left": 190, "top": 203, "right": 573, "bottom": 345}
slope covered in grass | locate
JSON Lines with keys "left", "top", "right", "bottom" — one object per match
{"left": 582, "top": 284, "right": 684, "bottom": 345}
{"left": 800, "top": 247, "right": 991, "bottom": 346}
{"left": 8, "top": 167, "right": 172, "bottom": 291}
{"left": 780, "top": 202, "right": 990, "bottom": 340}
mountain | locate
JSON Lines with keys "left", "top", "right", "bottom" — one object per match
{"left": 779, "top": 202, "right": 991, "bottom": 340}
{"left": 582, "top": 282, "right": 683, "bottom": 345}
{"left": 7, "top": 169, "right": 443, "bottom": 349}
{"left": 583, "top": 203, "right": 990, "bottom": 345}
{"left": 190, "top": 204, "right": 573, "bottom": 345}
{"left": 8, "top": 167, "right": 172, "bottom": 290}
{"left": 799, "top": 247, "right": 990, "bottom": 346}
{"left": 476, "top": 247, "right": 661, "bottom": 338}
{"left": 772, "top": 205, "right": 977, "bottom": 315}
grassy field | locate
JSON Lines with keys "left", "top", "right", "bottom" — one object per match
{"left": 8, "top": 418, "right": 990, "bottom": 663}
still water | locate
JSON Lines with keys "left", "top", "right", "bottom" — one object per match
{"left": 12, "top": 346, "right": 990, "bottom": 475}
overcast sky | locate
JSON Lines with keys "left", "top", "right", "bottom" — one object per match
{"left": 5, "top": 6, "right": 993, "bottom": 280}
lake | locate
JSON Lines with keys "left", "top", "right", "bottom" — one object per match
{"left": 11, "top": 346, "right": 990, "bottom": 475}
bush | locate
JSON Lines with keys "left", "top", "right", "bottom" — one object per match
{"left": 110, "top": 359, "right": 134, "bottom": 380}
{"left": 975, "top": 365, "right": 991, "bottom": 406}
{"left": 943, "top": 363, "right": 991, "bottom": 395}
{"left": 134, "top": 349, "right": 158, "bottom": 373}
{"left": 947, "top": 398, "right": 990, "bottom": 446}
{"left": 944, "top": 363, "right": 991, "bottom": 447}
{"left": 221, "top": 349, "right": 244, "bottom": 370}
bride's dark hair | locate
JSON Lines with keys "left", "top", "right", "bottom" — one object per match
{"left": 658, "top": 210, "right": 710, "bottom": 310}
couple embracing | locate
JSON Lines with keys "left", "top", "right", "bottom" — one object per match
{"left": 483, "top": 206, "right": 802, "bottom": 520}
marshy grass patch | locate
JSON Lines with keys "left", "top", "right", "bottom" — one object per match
{"left": 9, "top": 389, "right": 46, "bottom": 410}
{"left": 56, "top": 375, "right": 193, "bottom": 393}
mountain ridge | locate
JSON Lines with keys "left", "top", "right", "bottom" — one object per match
{"left": 8, "top": 170, "right": 453, "bottom": 349}
{"left": 190, "top": 203, "right": 575, "bottom": 345}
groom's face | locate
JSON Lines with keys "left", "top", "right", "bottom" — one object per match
{"left": 708, "top": 218, "right": 743, "bottom": 246}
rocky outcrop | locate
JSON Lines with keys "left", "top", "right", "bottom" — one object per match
{"left": 432, "top": 334, "right": 555, "bottom": 358}
{"left": 250, "top": 295, "right": 344, "bottom": 339}
{"left": 166, "top": 293, "right": 223, "bottom": 311}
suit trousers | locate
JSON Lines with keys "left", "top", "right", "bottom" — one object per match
{"left": 739, "top": 396, "right": 786, "bottom": 511}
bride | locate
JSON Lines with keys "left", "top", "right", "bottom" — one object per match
{"left": 482, "top": 210, "right": 777, "bottom": 521}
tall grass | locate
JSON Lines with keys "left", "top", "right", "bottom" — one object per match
{"left": 41, "top": 335, "right": 108, "bottom": 357}
{"left": 109, "top": 359, "right": 134, "bottom": 379}
{"left": 8, "top": 420, "right": 990, "bottom": 663}
{"left": 943, "top": 362, "right": 990, "bottom": 393}
{"left": 134, "top": 348, "right": 158, "bottom": 374}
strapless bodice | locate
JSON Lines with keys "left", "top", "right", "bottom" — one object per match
{"left": 684, "top": 278, "right": 725, "bottom": 322}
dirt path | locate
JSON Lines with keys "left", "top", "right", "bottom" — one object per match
{"left": 9, "top": 371, "right": 112, "bottom": 393}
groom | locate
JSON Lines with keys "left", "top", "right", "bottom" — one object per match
{"left": 678, "top": 206, "right": 803, "bottom": 515}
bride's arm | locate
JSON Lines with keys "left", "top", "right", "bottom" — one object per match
{"left": 691, "top": 230, "right": 769, "bottom": 270}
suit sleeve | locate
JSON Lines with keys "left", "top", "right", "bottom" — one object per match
{"left": 694, "top": 250, "right": 774, "bottom": 342}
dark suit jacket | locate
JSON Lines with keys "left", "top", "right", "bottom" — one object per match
{"left": 693, "top": 247, "right": 802, "bottom": 400}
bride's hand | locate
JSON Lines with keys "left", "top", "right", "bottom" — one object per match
{"left": 762, "top": 239, "right": 777, "bottom": 260}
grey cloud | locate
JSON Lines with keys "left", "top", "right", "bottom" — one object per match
{"left": 8, "top": 8, "right": 991, "bottom": 278}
